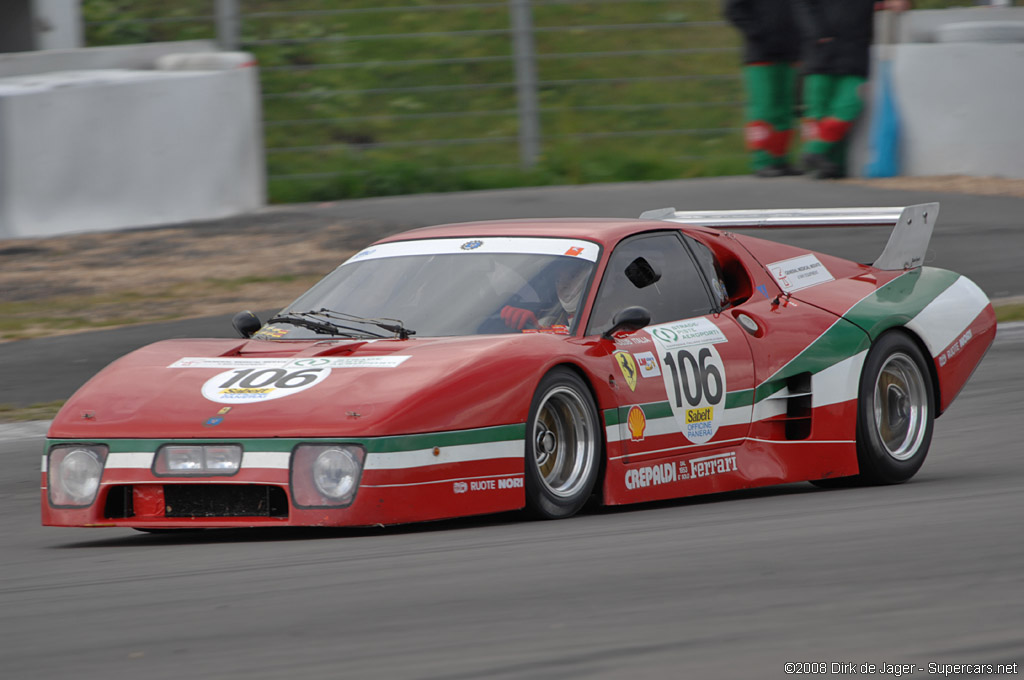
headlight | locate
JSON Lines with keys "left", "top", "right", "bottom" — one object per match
{"left": 154, "top": 444, "right": 242, "bottom": 476}
{"left": 291, "top": 444, "right": 365, "bottom": 508}
{"left": 48, "top": 445, "right": 108, "bottom": 507}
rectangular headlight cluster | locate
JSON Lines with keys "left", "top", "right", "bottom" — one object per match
{"left": 154, "top": 444, "right": 242, "bottom": 476}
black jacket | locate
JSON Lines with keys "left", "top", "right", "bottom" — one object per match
{"left": 791, "top": 0, "right": 876, "bottom": 76}
{"left": 723, "top": 0, "right": 801, "bottom": 64}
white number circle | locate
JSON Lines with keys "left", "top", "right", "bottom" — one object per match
{"left": 652, "top": 343, "right": 727, "bottom": 445}
{"left": 201, "top": 366, "right": 331, "bottom": 404}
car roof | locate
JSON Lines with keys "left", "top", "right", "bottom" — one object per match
{"left": 374, "top": 218, "right": 705, "bottom": 248}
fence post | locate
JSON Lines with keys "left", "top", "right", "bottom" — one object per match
{"left": 215, "top": 0, "right": 240, "bottom": 50}
{"left": 508, "top": 0, "right": 541, "bottom": 168}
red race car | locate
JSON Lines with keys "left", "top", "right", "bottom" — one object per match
{"left": 42, "top": 204, "right": 994, "bottom": 529}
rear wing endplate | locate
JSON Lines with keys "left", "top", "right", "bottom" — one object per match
{"left": 639, "top": 203, "right": 939, "bottom": 271}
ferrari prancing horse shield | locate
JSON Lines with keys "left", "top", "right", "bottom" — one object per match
{"left": 614, "top": 351, "right": 639, "bottom": 391}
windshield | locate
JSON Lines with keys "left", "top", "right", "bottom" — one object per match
{"left": 256, "top": 237, "right": 599, "bottom": 339}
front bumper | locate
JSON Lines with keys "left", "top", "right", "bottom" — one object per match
{"left": 42, "top": 429, "right": 526, "bottom": 528}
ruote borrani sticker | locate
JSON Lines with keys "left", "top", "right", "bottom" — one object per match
{"left": 648, "top": 324, "right": 727, "bottom": 445}
{"left": 767, "top": 254, "right": 834, "bottom": 293}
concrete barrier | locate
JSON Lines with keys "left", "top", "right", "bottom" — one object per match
{"left": 850, "top": 8, "right": 1024, "bottom": 179}
{"left": 0, "top": 42, "right": 265, "bottom": 240}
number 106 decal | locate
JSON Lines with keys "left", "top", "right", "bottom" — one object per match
{"left": 657, "top": 345, "right": 726, "bottom": 444}
{"left": 202, "top": 367, "right": 331, "bottom": 403}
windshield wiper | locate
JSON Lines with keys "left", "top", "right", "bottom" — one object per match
{"left": 314, "top": 308, "right": 416, "bottom": 341}
{"left": 268, "top": 309, "right": 416, "bottom": 340}
{"left": 266, "top": 312, "right": 385, "bottom": 339}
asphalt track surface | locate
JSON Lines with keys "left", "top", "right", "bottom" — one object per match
{"left": 3, "top": 178, "right": 1023, "bottom": 678}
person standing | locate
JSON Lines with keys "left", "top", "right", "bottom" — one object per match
{"left": 723, "top": 0, "right": 803, "bottom": 177}
{"left": 792, "top": 0, "right": 910, "bottom": 179}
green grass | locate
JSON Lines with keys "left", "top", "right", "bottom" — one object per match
{"left": 0, "top": 401, "right": 65, "bottom": 424}
{"left": 81, "top": 0, "right": 973, "bottom": 202}
{"left": 995, "top": 302, "right": 1024, "bottom": 324}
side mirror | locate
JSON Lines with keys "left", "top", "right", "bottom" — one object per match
{"left": 624, "top": 257, "right": 661, "bottom": 289}
{"left": 232, "top": 310, "right": 262, "bottom": 339}
{"left": 601, "top": 306, "right": 651, "bottom": 340}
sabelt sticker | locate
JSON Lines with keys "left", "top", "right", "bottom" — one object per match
{"left": 767, "top": 254, "right": 834, "bottom": 292}
{"left": 649, "top": 331, "right": 727, "bottom": 445}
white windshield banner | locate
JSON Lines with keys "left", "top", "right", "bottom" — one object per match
{"left": 344, "top": 237, "right": 600, "bottom": 265}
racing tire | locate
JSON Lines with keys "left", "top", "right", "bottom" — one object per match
{"left": 854, "top": 331, "right": 935, "bottom": 485}
{"left": 524, "top": 368, "right": 602, "bottom": 519}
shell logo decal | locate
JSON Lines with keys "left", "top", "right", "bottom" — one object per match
{"left": 627, "top": 405, "right": 646, "bottom": 442}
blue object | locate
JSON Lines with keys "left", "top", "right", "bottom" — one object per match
{"left": 864, "top": 60, "right": 900, "bottom": 178}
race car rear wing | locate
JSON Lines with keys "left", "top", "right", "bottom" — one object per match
{"left": 639, "top": 203, "right": 939, "bottom": 271}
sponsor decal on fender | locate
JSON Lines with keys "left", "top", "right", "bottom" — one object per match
{"left": 647, "top": 325, "right": 728, "bottom": 445}
{"left": 635, "top": 351, "right": 661, "bottom": 378}
{"left": 624, "top": 452, "right": 739, "bottom": 489}
{"left": 625, "top": 462, "right": 677, "bottom": 490}
{"left": 453, "top": 477, "right": 523, "bottom": 493}
{"left": 627, "top": 405, "right": 646, "bottom": 442}
{"left": 686, "top": 406, "right": 713, "bottom": 424}
{"left": 767, "top": 254, "right": 834, "bottom": 292}
{"left": 687, "top": 452, "right": 738, "bottom": 479}
{"left": 614, "top": 351, "right": 639, "bottom": 391}
{"left": 938, "top": 328, "right": 973, "bottom": 367}
{"left": 647, "top": 318, "right": 727, "bottom": 349}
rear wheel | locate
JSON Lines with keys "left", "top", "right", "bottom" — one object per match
{"left": 855, "top": 331, "right": 935, "bottom": 484}
{"left": 524, "top": 368, "right": 601, "bottom": 519}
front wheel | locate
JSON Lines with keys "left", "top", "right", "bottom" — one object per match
{"left": 855, "top": 331, "right": 935, "bottom": 484}
{"left": 524, "top": 368, "right": 602, "bottom": 519}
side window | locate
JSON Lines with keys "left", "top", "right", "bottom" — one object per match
{"left": 685, "top": 236, "right": 730, "bottom": 309}
{"left": 586, "top": 232, "right": 716, "bottom": 335}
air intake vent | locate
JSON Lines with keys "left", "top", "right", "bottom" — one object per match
{"left": 784, "top": 372, "right": 812, "bottom": 440}
{"left": 164, "top": 484, "right": 289, "bottom": 518}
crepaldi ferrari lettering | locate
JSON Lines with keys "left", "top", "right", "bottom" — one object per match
{"left": 625, "top": 463, "right": 677, "bottom": 489}
{"left": 689, "top": 452, "right": 737, "bottom": 479}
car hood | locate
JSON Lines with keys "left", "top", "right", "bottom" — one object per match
{"left": 49, "top": 334, "right": 574, "bottom": 439}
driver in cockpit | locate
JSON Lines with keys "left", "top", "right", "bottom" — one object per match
{"left": 500, "top": 259, "right": 591, "bottom": 333}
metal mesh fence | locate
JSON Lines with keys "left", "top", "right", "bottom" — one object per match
{"left": 83, "top": 0, "right": 748, "bottom": 199}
